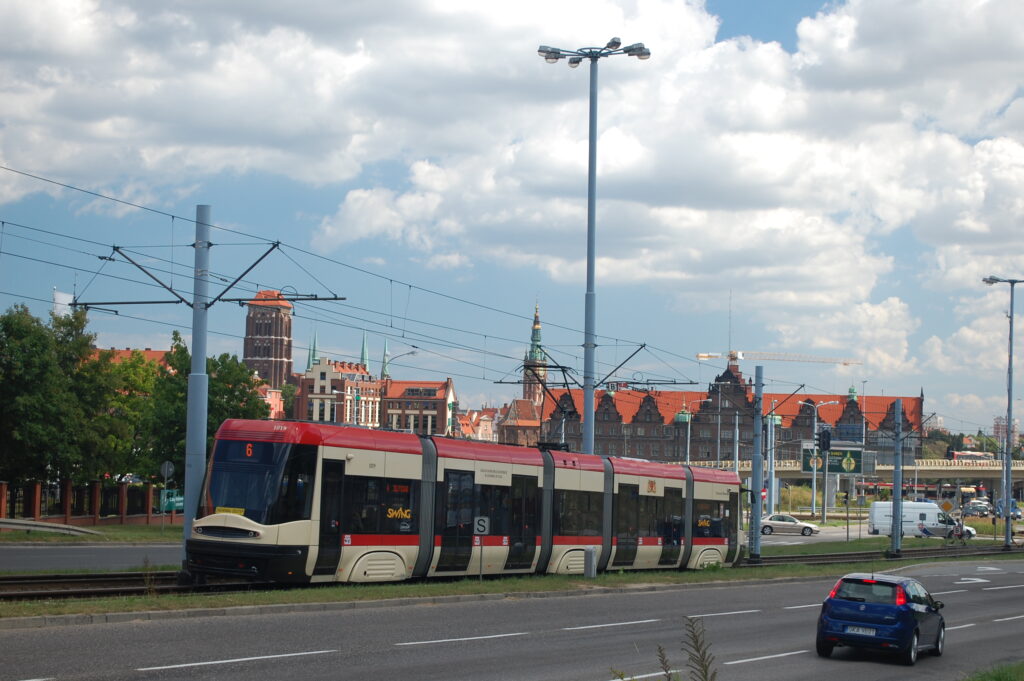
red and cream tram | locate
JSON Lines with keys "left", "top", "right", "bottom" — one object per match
{"left": 186, "top": 419, "right": 744, "bottom": 583}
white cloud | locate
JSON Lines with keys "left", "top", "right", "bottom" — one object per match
{"left": 3, "top": 0, "right": 1024, "bottom": 428}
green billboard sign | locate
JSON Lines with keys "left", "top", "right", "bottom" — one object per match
{"left": 802, "top": 449, "right": 862, "bottom": 474}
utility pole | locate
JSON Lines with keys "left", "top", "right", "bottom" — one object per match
{"left": 749, "top": 366, "right": 764, "bottom": 563}
{"left": 888, "top": 398, "right": 904, "bottom": 557}
{"left": 183, "top": 205, "right": 211, "bottom": 573}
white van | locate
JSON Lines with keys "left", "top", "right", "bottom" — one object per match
{"left": 868, "top": 501, "right": 975, "bottom": 538}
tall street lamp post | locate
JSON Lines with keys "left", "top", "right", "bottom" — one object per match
{"left": 811, "top": 400, "right": 838, "bottom": 517}
{"left": 675, "top": 398, "right": 712, "bottom": 464}
{"left": 983, "top": 275, "right": 1020, "bottom": 550}
{"left": 538, "top": 38, "right": 650, "bottom": 455}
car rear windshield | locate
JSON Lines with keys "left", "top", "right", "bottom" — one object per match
{"left": 835, "top": 579, "right": 899, "bottom": 604}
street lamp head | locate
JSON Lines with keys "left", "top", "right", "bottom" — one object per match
{"left": 606, "top": 37, "right": 622, "bottom": 50}
{"left": 569, "top": 56, "right": 582, "bottom": 68}
{"left": 636, "top": 47, "right": 651, "bottom": 60}
{"left": 984, "top": 275, "right": 1003, "bottom": 285}
{"left": 537, "top": 45, "right": 553, "bottom": 57}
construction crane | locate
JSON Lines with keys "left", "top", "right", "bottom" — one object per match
{"left": 696, "top": 350, "right": 862, "bottom": 366}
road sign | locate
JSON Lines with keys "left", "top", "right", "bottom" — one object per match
{"left": 474, "top": 516, "right": 489, "bottom": 535}
{"left": 160, "top": 461, "right": 174, "bottom": 479}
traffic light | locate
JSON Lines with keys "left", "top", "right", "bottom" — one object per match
{"left": 816, "top": 429, "right": 832, "bottom": 452}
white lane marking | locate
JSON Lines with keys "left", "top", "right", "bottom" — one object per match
{"left": 137, "top": 650, "right": 336, "bottom": 671}
{"left": 993, "top": 615, "right": 1024, "bottom": 622}
{"left": 955, "top": 577, "right": 990, "bottom": 584}
{"left": 690, "top": 609, "right": 760, "bottom": 617}
{"left": 563, "top": 619, "right": 660, "bottom": 631}
{"left": 724, "top": 650, "right": 808, "bottom": 665}
{"left": 603, "top": 670, "right": 683, "bottom": 681}
{"left": 784, "top": 604, "right": 820, "bottom": 610}
{"left": 978, "top": 567, "right": 1003, "bottom": 571}
{"left": 16, "top": 678, "right": 55, "bottom": 681}
{"left": 932, "top": 589, "right": 968, "bottom": 595}
{"left": 983, "top": 584, "right": 1024, "bottom": 591}
{"left": 947, "top": 624, "right": 976, "bottom": 630}
{"left": 395, "top": 632, "right": 528, "bottom": 646}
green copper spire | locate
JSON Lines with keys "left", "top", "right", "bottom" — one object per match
{"left": 360, "top": 331, "right": 369, "bottom": 367}
{"left": 381, "top": 338, "right": 390, "bottom": 379}
{"left": 306, "top": 330, "right": 319, "bottom": 371}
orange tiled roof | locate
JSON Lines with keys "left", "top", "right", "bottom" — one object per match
{"left": 384, "top": 380, "right": 449, "bottom": 399}
{"left": 248, "top": 289, "right": 293, "bottom": 309}
{"left": 543, "top": 388, "right": 923, "bottom": 431}
{"left": 96, "top": 347, "right": 170, "bottom": 367}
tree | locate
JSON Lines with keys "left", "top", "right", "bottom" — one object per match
{"left": 281, "top": 383, "right": 297, "bottom": 417}
{"left": 0, "top": 306, "right": 128, "bottom": 483}
{"left": 0, "top": 305, "right": 67, "bottom": 482}
{"left": 150, "top": 331, "right": 269, "bottom": 476}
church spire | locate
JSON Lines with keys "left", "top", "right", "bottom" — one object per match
{"left": 381, "top": 338, "right": 391, "bottom": 379}
{"left": 528, "top": 303, "right": 544, "bottom": 362}
{"left": 523, "top": 304, "right": 547, "bottom": 408}
{"left": 306, "top": 330, "right": 319, "bottom": 371}
{"left": 360, "top": 331, "right": 369, "bottom": 367}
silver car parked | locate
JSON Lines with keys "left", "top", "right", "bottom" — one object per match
{"left": 761, "top": 513, "right": 820, "bottom": 536}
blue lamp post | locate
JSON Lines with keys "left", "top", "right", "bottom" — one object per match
{"left": 537, "top": 38, "right": 649, "bottom": 455}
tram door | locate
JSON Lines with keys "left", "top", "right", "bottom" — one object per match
{"left": 723, "top": 491, "right": 741, "bottom": 565}
{"left": 313, "top": 460, "right": 345, "bottom": 575}
{"left": 435, "top": 469, "right": 474, "bottom": 572}
{"left": 612, "top": 484, "right": 639, "bottom": 566}
{"left": 658, "top": 487, "right": 684, "bottom": 566}
{"left": 504, "top": 475, "right": 539, "bottom": 569}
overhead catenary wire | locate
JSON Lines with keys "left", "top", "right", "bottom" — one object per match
{"left": 2, "top": 166, "right": 877, "bottom": 394}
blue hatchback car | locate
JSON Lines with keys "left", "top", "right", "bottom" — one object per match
{"left": 816, "top": 572, "right": 945, "bottom": 665}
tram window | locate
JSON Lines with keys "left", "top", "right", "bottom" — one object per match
{"left": 203, "top": 441, "right": 316, "bottom": 524}
{"left": 343, "top": 475, "right": 418, "bottom": 534}
{"left": 553, "top": 490, "right": 602, "bottom": 536}
{"left": 437, "top": 470, "right": 475, "bottom": 534}
{"left": 267, "top": 444, "right": 317, "bottom": 524}
{"left": 638, "top": 494, "right": 660, "bottom": 537}
{"left": 509, "top": 475, "right": 539, "bottom": 538}
{"left": 692, "top": 500, "right": 726, "bottom": 538}
{"left": 477, "top": 484, "right": 510, "bottom": 535}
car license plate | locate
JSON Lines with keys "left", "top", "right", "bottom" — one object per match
{"left": 847, "top": 626, "right": 876, "bottom": 636}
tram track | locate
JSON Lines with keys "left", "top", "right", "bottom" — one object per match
{"left": 0, "top": 571, "right": 262, "bottom": 601}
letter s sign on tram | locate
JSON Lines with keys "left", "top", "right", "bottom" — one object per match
{"left": 474, "top": 516, "right": 490, "bottom": 535}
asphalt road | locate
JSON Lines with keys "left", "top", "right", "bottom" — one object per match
{"left": 4, "top": 559, "right": 1024, "bottom": 681}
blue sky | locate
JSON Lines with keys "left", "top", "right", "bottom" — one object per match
{"left": 1, "top": 0, "right": 1023, "bottom": 434}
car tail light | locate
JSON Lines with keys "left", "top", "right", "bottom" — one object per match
{"left": 827, "top": 579, "right": 843, "bottom": 599}
{"left": 895, "top": 585, "right": 907, "bottom": 605}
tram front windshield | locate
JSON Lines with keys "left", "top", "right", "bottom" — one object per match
{"left": 198, "top": 440, "right": 317, "bottom": 525}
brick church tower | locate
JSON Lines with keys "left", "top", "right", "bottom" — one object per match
{"left": 243, "top": 290, "right": 293, "bottom": 388}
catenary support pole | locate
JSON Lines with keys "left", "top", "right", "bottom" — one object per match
{"left": 889, "top": 398, "right": 903, "bottom": 557}
{"left": 181, "top": 205, "right": 211, "bottom": 577}
{"left": 749, "top": 366, "right": 764, "bottom": 563}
